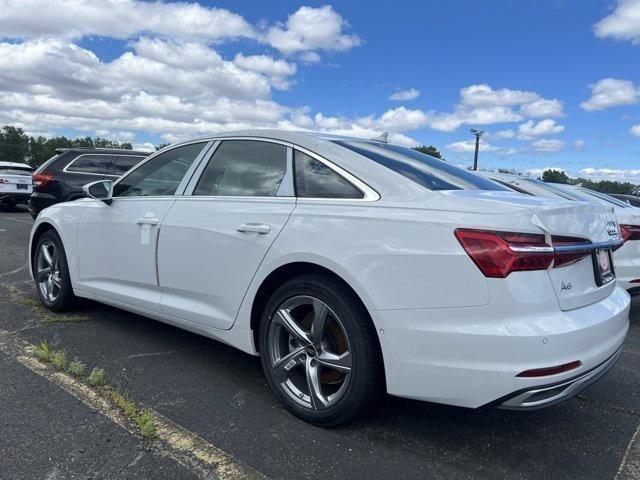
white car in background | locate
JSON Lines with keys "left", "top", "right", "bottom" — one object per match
{"left": 482, "top": 172, "right": 640, "bottom": 296}
{"left": 29, "top": 131, "right": 629, "bottom": 425}
{"left": 0, "top": 161, "right": 33, "bottom": 207}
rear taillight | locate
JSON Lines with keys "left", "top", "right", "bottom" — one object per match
{"left": 454, "top": 229, "right": 554, "bottom": 278}
{"left": 550, "top": 235, "right": 593, "bottom": 268}
{"left": 33, "top": 172, "right": 54, "bottom": 187}
{"left": 455, "top": 229, "right": 593, "bottom": 278}
{"left": 620, "top": 224, "right": 640, "bottom": 242}
{"left": 0, "top": 177, "right": 8, "bottom": 184}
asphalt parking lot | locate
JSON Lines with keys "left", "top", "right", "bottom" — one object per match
{"left": 1, "top": 206, "right": 639, "bottom": 480}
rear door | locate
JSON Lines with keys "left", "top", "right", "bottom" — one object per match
{"left": 75, "top": 142, "right": 209, "bottom": 311}
{"left": 158, "top": 139, "right": 295, "bottom": 330}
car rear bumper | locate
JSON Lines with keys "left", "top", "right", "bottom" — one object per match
{"left": 28, "top": 192, "right": 57, "bottom": 215}
{"left": 376, "top": 286, "right": 630, "bottom": 408}
{"left": 0, "top": 192, "right": 31, "bottom": 204}
{"left": 496, "top": 346, "right": 622, "bottom": 409}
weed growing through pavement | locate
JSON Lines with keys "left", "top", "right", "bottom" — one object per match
{"left": 50, "top": 350, "right": 67, "bottom": 370}
{"left": 68, "top": 359, "right": 87, "bottom": 377}
{"left": 34, "top": 340, "right": 53, "bottom": 362}
{"left": 88, "top": 367, "right": 106, "bottom": 386}
{"left": 33, "top": 342, "right": 157, "bottom": 440}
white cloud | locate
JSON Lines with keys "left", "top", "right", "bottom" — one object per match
{"left": 233, "top": 53, "right": 297, "bottom": 90}
{"left": 574, "top": 139, "right": 585, "bottom": 149}
{"left": 631, "top": 125, "right": 640, "bottom": 136}
{"left": 265, "top": 5, "right": 361, "bottom": 55}
{"left": 530, "top": 139, "right": 565, "bottom": 153}
{"left": 0, "top": 0, "right": 255, "bottom": 41}
{"left": 389, "top": 88, "right": 420, "bottom": 101}
{"left": 493, "top": 129, "right": 515, "bottom": 138}
{"left": 579, "top": 167, "right": 640, "bottom": 183}
{"left": 517, "top": 119, "right": 565, "bottom": 139}
{"left": 580, "top": 78, "right": 640, "bottom": 111}
{"left": 299, "top": 51, "right": 321, "bottom": 64}
{"left": 594, "top": 0, "right": 640, "bottom": 45}
{"left": 446, "top": 139, "right": 518, "bottom": 155}
{"left": 459, "top": 84, "right": 539, "bottom": 106}
{"left": 519, "top": 98, "right": 564, "bottom": 118}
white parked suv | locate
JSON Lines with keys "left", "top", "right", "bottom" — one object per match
{"left": 481, "top": 172, "right": 640, "bottom": 296}
{"left": 29, "top": 131, "right": 630, "bottom": 425}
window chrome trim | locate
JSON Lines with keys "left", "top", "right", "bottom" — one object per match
{"left": 111, "top": 140, "right": 213, "bottom": 198}
{"left": 181, "top": 135, "right": 379, "bottom": 202}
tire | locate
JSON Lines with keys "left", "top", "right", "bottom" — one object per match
{"left": 259, "top": 273, "right": 383, "bottom": 426}
{"left": 33, "top": 230, "right": 75, "bottom": 311}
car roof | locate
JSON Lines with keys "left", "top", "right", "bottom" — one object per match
{"left": 55, "top": 147, "right": 150, "bottom": 155}
{"left": 0, "top": 161, "right": 32, "bottom": 169}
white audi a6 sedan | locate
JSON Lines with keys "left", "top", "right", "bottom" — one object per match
{"left": 29, "top": 130, "right": 630, "bottom": 425}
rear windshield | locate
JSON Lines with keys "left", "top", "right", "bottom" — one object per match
{"left": 576, "top": 187, "right": 632, "bottom": 208}
{"left": 333, "top": 141, "right": 507, "bottom": 191}
{"left": 0, "top": 167, "right": 32, "bottom": 175}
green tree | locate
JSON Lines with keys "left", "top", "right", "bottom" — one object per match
{"left": 155, "top": 143, "right": 171, "bottom": 151}
{"left": 541, "top": 169, "right": 571, "bottom": 184}
{"left": 413, "top": 145, "right": 442, "bottom": 159}
{"left": 0, "top": 126, "right": 30, "bottom": 163}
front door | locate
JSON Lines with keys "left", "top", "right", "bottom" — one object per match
{"left": 158, "top": 139, "right": 295, "bottom": 329}
{"left": 75, "top": 142, "right": 209, "bottom": 311}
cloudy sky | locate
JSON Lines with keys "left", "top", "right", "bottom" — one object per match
{"left": 0, "top": 0, "right": 638, "bottom": 181}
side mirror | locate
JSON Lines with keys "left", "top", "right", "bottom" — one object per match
{"left": 82, "top": 180, "right": 113, "bottom": 205}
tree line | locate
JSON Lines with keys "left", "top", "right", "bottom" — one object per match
{"left": 540, "top": 169, "right": 639, "bottom": 196}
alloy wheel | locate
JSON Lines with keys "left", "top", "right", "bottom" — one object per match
{"left": 36, "top": 240, "right": 62, "bottom": 303}
{"left": 267, "top": 295, "right": 352, "bottom": 410}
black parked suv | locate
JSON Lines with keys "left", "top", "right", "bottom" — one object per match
{"left": 29, "top": 148, "right": 149, "bottom": 217}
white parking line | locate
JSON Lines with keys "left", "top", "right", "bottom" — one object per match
{"left": 0, "top": 329, "right": 266, "bottom": 480}
{"left": 617, "top": 421, "right": 640, "bottom": 479}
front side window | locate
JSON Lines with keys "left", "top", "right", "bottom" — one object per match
{"left": 194, "top": 140, "right": 287, "bottom": 197}
{"left": 333, "top": 141, "right": 507, "bottom": 191}
{"left": 110, "top": 155, "right": 146, "bottom": 176}
{"left": 114, "top": 142, "right": 206, "bottom": 197}
{"left": 66, "top": 154, "right": 111, "bottom": 175}
{"left": 294, "top": 150, "right": 364, "bottom": 199}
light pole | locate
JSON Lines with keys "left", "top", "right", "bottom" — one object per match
{"left": 470, "top": 128, "right": 485, "bottom": 171}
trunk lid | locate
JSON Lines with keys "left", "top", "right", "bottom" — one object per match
{"left": 444, "top": 190, "right": 621, "bottom": 310}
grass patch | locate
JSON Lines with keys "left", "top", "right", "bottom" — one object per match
{"left": 33, "top": 341, "right": 156, "bottom": 440}
{"left": 8, "top": 284, "right": 88, "bottom": 323}
{"left": 137, "top": 410, "right": 157, "bottom": 439}
{"left": 68, "top": 359, "right": 87, "bottom": 377}
{"left": 88, "top": 367, "right": 106, "bottom": 386}
{"left": 34, "top": 340, "right": 53, "bottom": 362}
{"left": 50, "top": 350, "right": 67, "bottom": 370}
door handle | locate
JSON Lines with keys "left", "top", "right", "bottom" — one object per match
{"left": 137, "top": 217, "right": 160, "bottom": 225}
{"left": 237, "top": 223, "right": 271, "bottom": 234}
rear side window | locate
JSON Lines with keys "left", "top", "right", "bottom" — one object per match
{"left": 294, "top": 150, "right": 363, "bottom": 199}
{"left": 333, "top": 141, "right": 506, "bottom": 191}
{"left": 194, "top": 140, "right": 287, "bottom": 197}
{"left": 110, "top": 155, "right": 146, "bottom": 176}
{"left": 114, "top": 142, "right": 206, "bottom": 197}
{"left": 65, "top": 154, "right": 111, "bottom": 174}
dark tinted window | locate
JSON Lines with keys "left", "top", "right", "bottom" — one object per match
{"left": 194, "top": 140, "right": 287, "bottom": 196}
{"left": 110, "top": 155, "right": 146, "bottom": 176}
{"left": 0, "top": 166, "right": 32, "bottom": 175}
{"left": 333, "top": 141, "right": 507, "bottom": 191}
{"left": 114, "top": 142, "right": 205, "bottom": 197}
{"left": 294, "top": 150, "right": 363, "bottom": 199}
{"left": 66, "top": 154, "right": 111, "bottom": 174}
